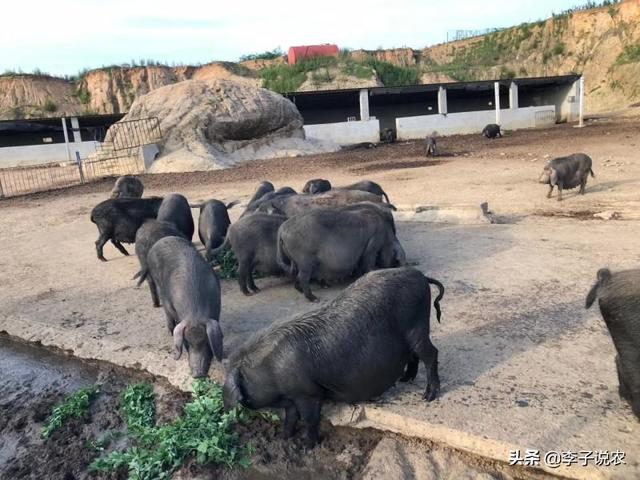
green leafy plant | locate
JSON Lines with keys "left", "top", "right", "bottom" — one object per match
{"left": 90, "top": 379, "right": 250, "bottom": 480}
{"left": 214, "top": 248, "right": 239, "bottom": 279}
{"left": 121, "top": 382, "right": 156, "bottom": 435}
{"left": 42, "top": 384, "right": 100, "bottom": 438}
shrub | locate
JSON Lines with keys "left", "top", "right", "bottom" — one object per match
{"left": 552, "top": 42, "right": 566, "bottom": 55}
{"left": 361, "top": 58, "right": 421, "bottom": 86}
{"left": 500, "top": 67, "right": 517, "bottom": 79}
{"left": 240, "top": 48, "right": 284, "bottom": 62}
{"left": 43, "top": 98, "right": 58, "bottom": 113}
{"left": 74, "top": 86, "right": 91, "bottom": 105}
{"left": 615, "top": 44, "right": 640, "bottom": 65}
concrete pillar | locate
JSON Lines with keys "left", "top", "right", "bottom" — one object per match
{"left": 494, "top": 82, "right": 501, "bottom": 125}
{"left": 578, "top": 76, "right": 584, "bottom": 127}
{"left": 359, "top": 89, "right": 370, "bottom": 121}
{"left": 437, "top": 86, "right": 447, "bottom": 115}
{"left": 509, "top": 82, "right": 518, "bottom": 110}
{"left": 71, "top": 117, "right": 82, "bottom": 143}
{"left": 61, "top": 117, "right": 72, "bottom": 162}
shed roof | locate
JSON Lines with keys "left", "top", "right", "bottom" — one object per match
{"left": 284, "top": 74, "right": 580, "bottom": 98}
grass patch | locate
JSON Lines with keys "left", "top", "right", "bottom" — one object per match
{"left": 90, "top": 379, "right": 250, "bottom": 480}
{"left": 615, "top": 44, "right": 640, "bottom": 65}
{"left": 260, "top": 55, "right": 337, "bottom": 93}
{"left": 311, "top": 68, "right": 334, "bottom": 84}
{"left": 42, "top": 384, "right": 100, "bottom": 438}
{"left": 361, "top": 57, "right": 421, "bottom": 86}
{"left": 341, "top": 61, "right": 374, "bottom": 79}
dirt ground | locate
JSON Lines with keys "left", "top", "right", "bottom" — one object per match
{"left": 0, "top": 335, "right": 543, "bottom": 480}
{"left": 1, "top": 115, "right": 640, "bottom": 479}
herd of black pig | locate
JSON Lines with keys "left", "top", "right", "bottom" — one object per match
{"left": 88, "top": 143, "right": 638, "bottom": 446}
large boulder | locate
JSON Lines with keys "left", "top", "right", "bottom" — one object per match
{"left": 108, "top": 78, "right": 338, "bottom": 172}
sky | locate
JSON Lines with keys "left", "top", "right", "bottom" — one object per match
{"left": 1, "top": 0, "right": 585, "bottom": 77}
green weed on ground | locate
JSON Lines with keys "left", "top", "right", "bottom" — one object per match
{"left": 90, "top": 379, "right": 251, "bottom": 480}
{"left": 42, "top": 385, "right": 101, "bottom": 438}
{"left": 214, "top": 248, "right": 239, "bottom": 279}
{"left": 121, "top": 382, "right": 156, "bottom": 435}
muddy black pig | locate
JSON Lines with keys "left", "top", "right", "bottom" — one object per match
{"left": 302, "top": 179, "right": 332, "bottom": 195}
{"left": 157, "top": 193, "right": 194, "bottom": 240}
{"left": 110, "top": 175, "right": 144, "bottom": 199}
{"left": 196, "top": 199, "right": 239, "bottom": 261}
{"left": 138, "top": 236, "right": 223, "bottom": 378}
{"left": 223, "top": 267, "right": 444, "bottom": 447}
{"left": 276, "top": 205, "right": 405, "bottom": 300}
{"left": 134, "top": 220, "right": 186, "bottom": 307}
{"left": 90, "top": 196, "right": 163, "bottom": 261}
{"left": 211, "top": 213, "right": 287, "bottom": 295}
{"left": 586, "top": 268, "right": 640, "bottom": 420}
{"left": 482, "top": 123, "right": 502, "bottom": 139}
{"left": 539, "top": 153, "right": 594, "bottom": 201}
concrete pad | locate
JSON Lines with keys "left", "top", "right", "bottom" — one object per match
{"left": 3, "top": 121, "right": 640, "bottom": 479}
{"left": 1, "top": 192, "right": 638, "bottom": 479}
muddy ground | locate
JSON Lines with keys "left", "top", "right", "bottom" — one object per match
{"left": 0, "top": 335, "right": 544, "bottom": 480}
{"left": 1, "top": 115, "right": 640, "bottom": 479}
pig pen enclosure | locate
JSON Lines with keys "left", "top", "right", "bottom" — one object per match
{"left": 1, "top": 116, "right": 640, "bottom": 479}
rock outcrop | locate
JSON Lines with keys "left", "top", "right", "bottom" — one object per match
{"left": 0, "top": 76, "right": 83, "bottom": 119}
{"left": 111, "top": 78, "right": 338, "bottom": 172}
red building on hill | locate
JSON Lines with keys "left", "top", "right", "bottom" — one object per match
{"left": 287, "top": 44, "right": 339, "bottom": 65}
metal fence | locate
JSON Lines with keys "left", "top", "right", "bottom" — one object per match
{"left": 0, "top": 117, "right": 161, "bottom": 199}
{"left": 106, "top": 117, "right": 162, "bottom": 151}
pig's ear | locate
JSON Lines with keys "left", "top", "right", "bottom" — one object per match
{"left": 206, "top": 320, "right": 224, "bottom": 362}
{"left": 172, "top": 321, "right": 186, "bottom": 360}
{"left": 394, "top": 241, "right": 407, "bottom": 266}
{"left": 226, "top": 368, "right": 245, "bottom": 406}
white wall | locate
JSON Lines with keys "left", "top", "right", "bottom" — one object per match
{"left": 304, "top": 119, "right": 380, "bottom": 146}
{"left": 559, "top": 80, "right": 581, "bottom": 123}
{"left": 396, "top": 106, "right": 556, "bottom": 140}
{"left": 0, "top": 141, "right": 98, "bottom": 168}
